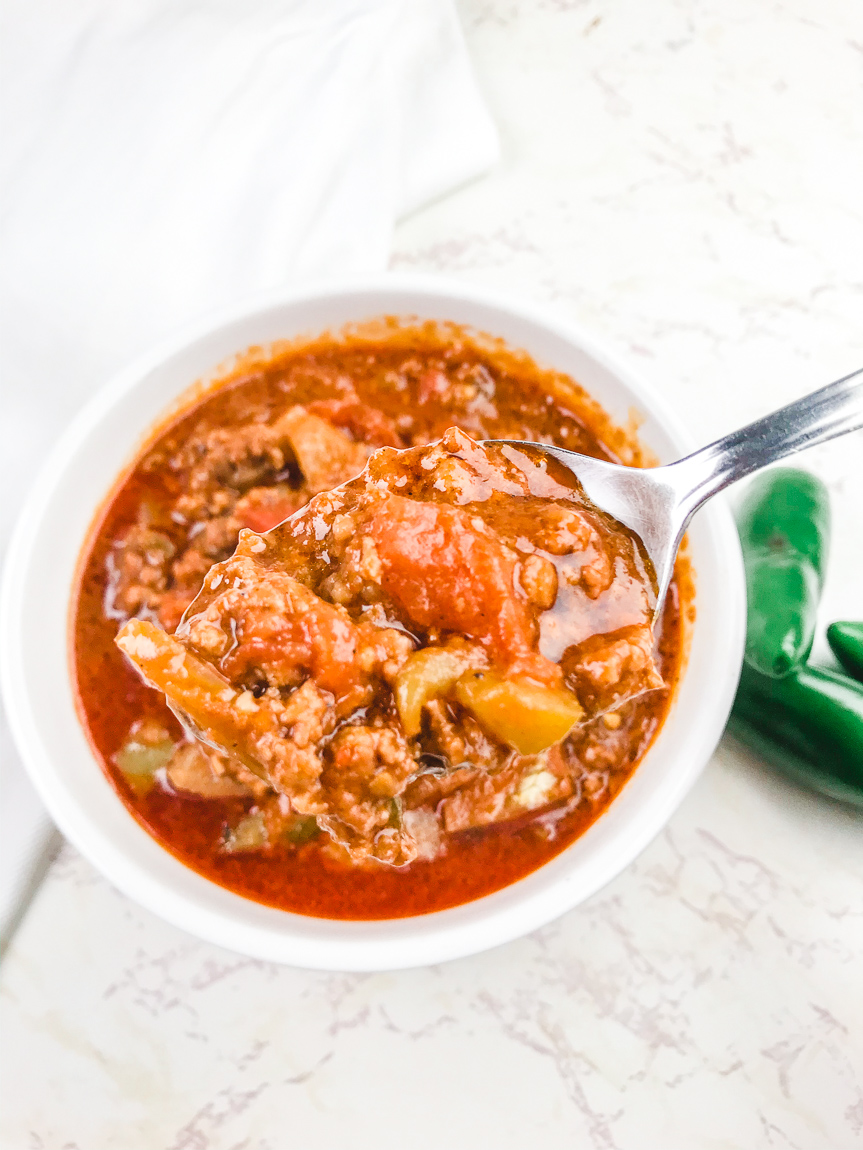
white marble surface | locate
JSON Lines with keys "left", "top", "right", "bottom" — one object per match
{"left": 3, "top": 0, "right": 863, "bottom": 1146}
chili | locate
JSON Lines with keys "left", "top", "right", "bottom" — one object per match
{"left": 730, "top": 663, "right": 863, "bottom": 807}
{"left": 73, "top": 321, "right": 692, "bottom": 918}
{"left": 827, "top": 621, "right": 863, "bottom": 684}
{"left": 735, "top": 469, "right": 830, "bottom": 678}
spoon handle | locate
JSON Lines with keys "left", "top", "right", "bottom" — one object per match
{"left": 667, "top": 366, "right": 863, "bottom": 515}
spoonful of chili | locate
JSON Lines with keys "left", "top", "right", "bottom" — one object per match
{"left": 489, "top": 365, "right": 863, "bottom": 618}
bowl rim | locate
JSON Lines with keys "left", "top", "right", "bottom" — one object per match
{"left": 0, "top": 271, "right": 746, "bottom": 970}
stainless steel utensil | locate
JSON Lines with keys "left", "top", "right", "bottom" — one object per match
{"left": 491, "top": 366, "right": 863, "bottom": 616}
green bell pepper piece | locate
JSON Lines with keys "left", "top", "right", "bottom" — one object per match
{"left": 827, "top": 621, "right": 863, "bottom": 684}
{"left": 735, "top": 469, "right": 830, "bottom": 678}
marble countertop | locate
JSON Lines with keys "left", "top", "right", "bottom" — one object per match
{"left": 2, "top": 1, "right": 863, "bottom": 1147}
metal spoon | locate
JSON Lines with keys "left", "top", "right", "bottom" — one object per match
{"left": 491, "top": 366, "right": 863, "bottom": 616}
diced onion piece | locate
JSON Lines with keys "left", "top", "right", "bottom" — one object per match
{"left": 223, "top": 814, "right": 268, "bottom": 853}
{"left": 115, "top": 738, "right": 175, "bottom": 777}
{"left": 278, "top": 407, "right": 369, "bottom": 493}
{"left": 394, "top": 648, "right": 469, "bottom": 737}
{"left": 455, "top": 671, "right": 583, "bottom": 755}
{"left": 165, "top": 743, "right": 250, "bottom": 798}
{"left": 402, "top": 808, "right": 442, "bottom": 860}
{"left": 516, "top": 768, "right": 558, "bottom": 810}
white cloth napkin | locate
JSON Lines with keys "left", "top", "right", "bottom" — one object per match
{"left": 0, "top": 0, "right": 498, "bottom": 940}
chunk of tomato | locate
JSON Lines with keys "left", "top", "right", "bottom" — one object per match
{"left": 368, "top": 495, "right": 558, "bottom": 684}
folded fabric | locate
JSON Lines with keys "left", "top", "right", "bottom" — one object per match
{"left": 0, "top": 0, "right": 499, "bottom": 938}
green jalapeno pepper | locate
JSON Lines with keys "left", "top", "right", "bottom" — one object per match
{"left": 730, "top": 663, "right": 863, "bottom": 807}
{"left": 827, "top": 621, "right": 863, "bottom": 684}
{"left": 735, "top": 469, "right": 830, "bottom": 678}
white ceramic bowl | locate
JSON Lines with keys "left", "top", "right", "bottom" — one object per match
{"left": 1, "top": 274, "right": 745, "bottom": 970}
